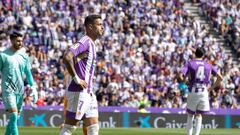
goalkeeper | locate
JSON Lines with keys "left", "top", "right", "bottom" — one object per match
{"left": 0, "top": 27, "right": 38, "bottom": 135}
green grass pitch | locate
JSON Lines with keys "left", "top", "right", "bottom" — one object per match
{"left": 0, "top": 127, "right": 240, "bottom": 135}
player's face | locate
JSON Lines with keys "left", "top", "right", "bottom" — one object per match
{"left": 93, "top": 18, "right": 104, "bottom": 38}
{"left": 12, "top": 37, "right": 23, "bottom": 50}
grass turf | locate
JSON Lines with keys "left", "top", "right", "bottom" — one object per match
{"left": 0, "top": 127, "right": 239, "bottom": 135}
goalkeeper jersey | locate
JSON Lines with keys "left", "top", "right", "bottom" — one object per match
{"left": 0, "top": 47, "right": 34, "bottom": 95}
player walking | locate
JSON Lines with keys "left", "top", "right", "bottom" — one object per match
{"left": 0, "top": 27, "right": 38, "bottom": 135}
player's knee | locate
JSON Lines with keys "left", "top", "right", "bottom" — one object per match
{"left": 8, "top": 108, "right": 18, "bottom": 113}
{"left": 87, "top": 123, "right": 99, "bottom": 135}
{"left": 60, "top": 124, "right": 76, "bottom": 135}
{"left": 64, "top": 118, "right": 79, "bottom": 126}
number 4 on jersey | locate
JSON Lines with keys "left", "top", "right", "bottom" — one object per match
{"left": 196, "top": 66, "right": 205, "bottom": 81}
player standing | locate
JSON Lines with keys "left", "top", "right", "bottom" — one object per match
{"left": 181, "top": 47, "right": 222, "bottom": 135}
{"left": 0, "top": 27, "right": 38, "bottom": 135}
{"left": 60, "top": 14, "right": 104, "bottom": 135}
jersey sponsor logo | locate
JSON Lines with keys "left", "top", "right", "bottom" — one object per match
{"left": 77, "top": 111, "right": 81, "bottom": 116}
{"left": 71, "top": 43, "right": 80, "bottom": 49}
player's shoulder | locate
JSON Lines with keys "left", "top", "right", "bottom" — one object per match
{"left": 71, "top": 35, "right": 91, "bottom": 49}
{"left": 18, "top": 48, "right": 29, "bottom": 58}
{"left": 1, "top": 47, "right": 11, "bottom": 55}
{"left": 201, "top": 60, "right": 212, "bottom": 66}
{"left": 18, "top": 47, "right": 27, "bottom": 54}
{"left": 78, "top": 35, "right": 92, "bottom": 45}
{"left": 190, "top": 59, "right": 206, "bottom": 64}
{"left": 186, "top": 59, "right": 195, "bottom": 65}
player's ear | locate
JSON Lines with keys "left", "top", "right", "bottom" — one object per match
{"left": 89, "top": 24, "right": 93, "bottom": 30}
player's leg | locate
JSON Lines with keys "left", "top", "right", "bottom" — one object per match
{"left": 194, "top": 114, "right": 202, "bottom": 135}
{"left": 60, "top": 93, "right": 77, "bottom": 135}
{"left": 60, "top": 91, "right": 87, "bottom": 135}
{"left": 2, "top": 94, "right": 19, "bottom": 135}
{"left": 16, "top": 93, "right": 24, "bottom": 125}
{"left": 60, "top": 96, "right": 68, "bottom": 130}
{"left": 60, "top": 118, "right": 78, "bottom": 135}
{"left": 83, "top": 117, "right": 99, "bottom": 135}
{"left": 60, "top": 95, "right": 87, "bottom": 135}
{"left": 84, "top": 93, "right": 99, "bottom": 135}
{"left": 186, "top": 113, "right": 194, "bottom": 135}
{"left": 186, "top": 93, "right": 198, "bottom": 135}
{"left": 82, "top": 123, "right": 87, "bottom": 135}
{"left": 6, "top": 109, "right": 19, "bottom": 135}
{"left": 194, "top": 92, "right": 209, "bottom": 135}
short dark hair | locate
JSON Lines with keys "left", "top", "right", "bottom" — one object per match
{"left": 10, "top": 25, "right": 23, "bottom": 39}
{"left": 10, "top": 30, "right": 23, "bottom": 39}
{"left": 195, "top": 47, "right": 205, "bottom": 58}
{"left": 84, "top": 14, "right": 101, "bottom": 27}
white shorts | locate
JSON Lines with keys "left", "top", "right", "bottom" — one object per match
{"left": 187, "top": 86, "right": 210, "bottom": 114}
{"left": 65, "top": 91, "right": 98, "bottom": 120}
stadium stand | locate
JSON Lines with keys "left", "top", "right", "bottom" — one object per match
{"left": 199, "top": 0, "right": 240, "bottom": 60}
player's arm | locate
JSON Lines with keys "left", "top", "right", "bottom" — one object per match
{"left": 209, "top": 72, "right": 223, "bottom": 91}
{"left": 0, "top": 54, "right": 2, "bottom": 71}
{"left": 63, "top": 50, "right": 87, "bottom": 89}
{"left": 25, "top": 58, "right": 35, "bottom": 86}
{"left": 209, "top": 66, "right": 223, "bottom": 91}
{"left": 24, "top": 56, "right": 38, "bottom": 103}
{"left": 180, "top": 62, "right": 189, "bottom": 83}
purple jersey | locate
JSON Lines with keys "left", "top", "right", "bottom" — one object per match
{"left": 68, "top": 36, "right": 96, "bottom": 93}
{"left": 182, "top": 59, "right": 217, "bottom": 89}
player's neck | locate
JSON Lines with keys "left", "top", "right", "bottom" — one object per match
{"left": 10, "top": 46, "right": 18, "bottom": 52}
{"left": 86, "top": 33, "right": 96, "bottom": 41}
{"left": 195, "top": 58, "right": 202, "bottom": 60}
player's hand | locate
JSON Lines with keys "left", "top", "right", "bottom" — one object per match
{"left": 73, "top": 75, "right": 88, "bottom": 89}
{"left": 30, "top": 85, "right": 38, "bottom": 103}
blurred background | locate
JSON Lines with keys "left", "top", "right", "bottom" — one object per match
{"left": 0, "top": 0, "right": 239, "bottom": 111}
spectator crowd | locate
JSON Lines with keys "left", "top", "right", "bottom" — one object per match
{"left": 0, "top": 0, "right": 239, "bottom": 109}
{"left": 200, "top": 0, "right": 240, "bottom": 58}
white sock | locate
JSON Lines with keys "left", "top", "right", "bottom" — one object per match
{"left": 59, "top": 124, "right": 76, "bottom": 135}
{"left": 194, "top": 116, "right": 202, "bottom": 135}
{"left": 186, "top": 114, "right": 194, "bottom": 135}
{"left": 87, "top": 123, "right": 99, "bottom": 135}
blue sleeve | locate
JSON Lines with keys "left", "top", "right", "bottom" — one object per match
{"left": 24, "top": 56, "right": 35, "bottom": 86}
{"left": 0, "top": 54, "right": 2, "bottom": 71}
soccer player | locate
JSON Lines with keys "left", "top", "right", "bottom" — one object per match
{"left": 0, "top": 28, "right": 38, "bottom": 135}
{"left": 60, "top": 14, "right": 104, "bottom": 135}
{"left": 181, "top": 47, "right": 222, "bottom": 135}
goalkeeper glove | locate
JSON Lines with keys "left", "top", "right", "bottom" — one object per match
{"left": 30, "top": 85, "right": 38, "bottom": 103}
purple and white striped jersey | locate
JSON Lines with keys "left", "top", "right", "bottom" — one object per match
{"left": 182, "top": 59, "right": 217, "bottom": 89}
{"left": 68, "top": 35, "right": 96, "bottom": 93}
